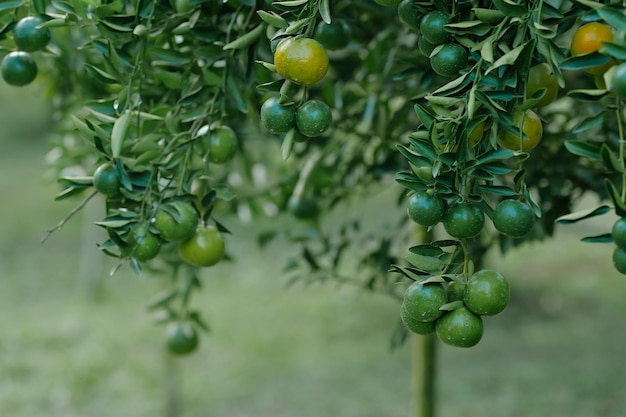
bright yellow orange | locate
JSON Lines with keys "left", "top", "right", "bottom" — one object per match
{"left": 274, "top": 37, "right": 329, "bottom": 86}
{"left": 570, "top": 22, "right": 616, "bottom": 74}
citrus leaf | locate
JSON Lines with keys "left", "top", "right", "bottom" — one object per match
{"left": 223, "top": 23, "right": 264, "bottom": 50}
{"left": 564, "top": 140, "right": 601, "bottom": 160}
{"left": 405, "top": 253, "right": 447, "bottom": 271}
{"left": 146, "top": 289, "right": 179, "bottom": 310}
{"left": 0, "top": 0, "right": 24, "bottom": 13}
{"left": 581, "top": 233, "right": 613, "bottom": 243}
{"left": 281, "top": 128, "right": 295, "bottom": 160}
{"left": 439, "top": 300, "right": 464, "bottom": 311}
{"left": 274, "top": 0, "right": 309, "bottom": 6}
{"left": 600, "top": 144, "right": 626, "bottom": 174}
{"left": 479, "top": 185, "right": 517, "bottom": 196}
{"left": 491, "top": 0, "right": 527, "bottom": 17}
{"left": 257, "top": 10, "right": 288, "bottom": 28}
{"left": 485, "top": 42, "right": 527, "bottom": 74}
{"left": 602, "top": 42, "right": 626, "bottom": 61}
{"left": 597, "top": 6, "right": 626, "bottom": 31}
{"left": 318, "top": 0, "right": 331, "bottom": 24}
{"left": 567, "top": 88, "right": 609, "bottom": 101}
{"left": 555, "top": 205, "right": 610, "bottom": 224}
{"left": 572, "top": 112, "right": 606, "bottom": 134}
{"left": 606, "top": 179, "right": 626, "bottom": 217}
{"left": 560, "top": 51, "right": 612, "bottom": 71}
{"left": 111, "top": 110, "right": 131, "bottom": 158}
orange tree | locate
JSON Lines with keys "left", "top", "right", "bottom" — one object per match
{"left": 5, "top": 0, "right": 626, "bottom": 414}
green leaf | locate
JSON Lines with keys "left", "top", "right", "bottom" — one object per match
{"left": 414, "top": 104, "right": 435, "bottom": 129}
{"left": 408, "top": 137, "right": 439, "bottom": 163}
{"left": 439, "top": 300, "right": 464, "bottom": 311}
{"left": 474, "top": 148, "right": 516, "bottom": 165}
{"left": 581, "top": 233, "right": 613, "bottom": 243}
{"left": 95, "top": 219, "right": 134, "bottom": 228}
{"left": 257, "top": 10, "right": 289, "bottom": 28}
{"left": 560, "top": 52, "right": 612, "bottom": 71}
{"left": 318, "top": 0, "right": 331, "bottom": 24}
{"left": 281, "top": 128, "right": 295, "bottom": 160}
{"left": 274, "top": 0, "right": 309, "bottom": 6}
{"left": 597, "top": 6, "right": 626, "bottom": 31}
{"left": 600, "top": 144, "right": 626, "bottom": 174}
{"left": 478, "top": 185, "right": 517, "bottom": 196}
{"left": 485, "top": 42, "right": 528, "bottom": 74}
{"left": 0, "top": 0, "right": 24, "bottom": 13}
{"left": 213, "top": 184, "right": 236, "bottom": 201}
{"left": 572, "top": 112, "right": 606, "bottom": 134}
{"left": 564, "top": 140, "right": 601, "bottom": 160}
{"left": 223, "top": 24, "right": 264, "bottom": 50}
{"left": 146, "top": 289, "right": 179, "bottom": 310}
{"left": 602, "top": 42, "right": 626, "bottom": 61}
{"left": 111, "top": 110, "right": 131, "bottom": 159}
{"left": 491, "top": 0, "right": 527, "bottom": 17}
{"left": 405, "top": 253, "right": 448, "bottom": 271}
{"left": 567, "top": 88, "right": 610, "bottom": 101}
{"left": 555, "top": 205, "right": 610, "bottom": 224}
{"left": 84, "top": 64, "right": 120, "bottom": 84}
{"left": 606, "top": 179, "right": 626, "bottom": 217}
{"left": 408, "top": 244, "right": 444, "bottom": 257}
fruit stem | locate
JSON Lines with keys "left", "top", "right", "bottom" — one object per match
{"left": 410, "top": 333, "right": 437, "bottom": 417}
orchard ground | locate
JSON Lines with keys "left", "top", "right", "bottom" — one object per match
{"left": 2, "top": 83, "right": 626, "bottom": 417}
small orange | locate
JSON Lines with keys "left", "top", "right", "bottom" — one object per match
{"left": 498, "top": 109, "right": 543, "bottom": 152}
{"left": 274, "top": 37, "right": 329, "bottom": 86}
{"left": 570, "top": 22, "right": 616, "bottom": 74}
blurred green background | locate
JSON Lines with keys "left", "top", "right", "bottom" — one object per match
{"left": 1, "top": 80, "right": 626, "bottom": 417}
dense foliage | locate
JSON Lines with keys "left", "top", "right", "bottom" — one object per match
{"left": 2, "top": 0, "right": 625, "bottom": 351}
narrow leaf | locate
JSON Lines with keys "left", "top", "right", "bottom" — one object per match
{"left": 555, "top": 205, "right": 610, "bottom": 224}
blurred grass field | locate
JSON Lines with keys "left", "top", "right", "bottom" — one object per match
{"left": 2, "top": 83, "right": 626, "bottom": 417}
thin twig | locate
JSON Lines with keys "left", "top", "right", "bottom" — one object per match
{"left": 41, "top": 190, "right": 99, "bottom": 243}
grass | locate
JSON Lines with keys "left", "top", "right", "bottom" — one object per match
{"left": 2, "top": 84, "right": 626, "bottom": 417}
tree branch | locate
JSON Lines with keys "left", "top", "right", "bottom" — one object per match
{"left": 41, "top": 190, "right": 99, "bottom": 243}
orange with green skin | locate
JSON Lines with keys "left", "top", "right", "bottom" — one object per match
{"left": 492, "top": 199, "right": 535, "bottom": 238}
{"left": 436, "top": 307, "right": 483, "bottom": 348}
{"left": 1, "top": 51, "right": 37, "bottom": 86}
{"left": 93, "top": 163, "right": 121, "bottom": 196}
{"left": 207, "top": 126, "right": 238, "bottom": 164}
{"left": 430, "top": 44, "right": 468, "bottom": 77}
{"left": 400, "top": 304, "right": 436, "bottom": 335}
{"left": 407, "top": 191, "right": 445, "bottom": 227}
{"left": 166, "top": 322, "right": 199, "bottom": 355}
{"left": 397, "top": 0, "right": 420, "bottom": 31}
{"left": 570, "top": 22, "right": 616, "bottom": 74}
{"left": 314, "top": 20, "right": 351, "bottom": 51}
{"left": 260, "top": 96, "right": 296, "bottom": 134}
{"left": 613, "top": 247, "right": 626, "bottom": 274}
{"left": 179, "top": 225, "right": 225, "bottom": 267}
{"left": 612, "top": 217, "right": 626, "bottom": 250}
{"left": 419, "top": 11, "right": 451, "bottom": 46}
{"left": 526, "top": 63, "right": 559, "bottom": 107}
{"left": 14, "top": 16, "right": 51, "bottom": 52}
{"left": 274, "top": 37, "right": 329, "bottom": 86}
{"left": 153, "top": 201, "right": 199, "bottom": 242}
{"left": 295, "top": 99, "right": 332, "bottom": 137}
{"left": 443, "top": 202, "right": 485, "bottom": 238}
{"left": 463, "top": 269, "right": 510, "bottom": 316}
{"left": 403, "top": 281, "right": 447, "bottom": 322}
{"left": 121, "top": 224, "right": 161, "bottom": 262}
{"left": 609, "top": 63, "right": 626, "bottom": 100}
{"left": 498, "top": 109, "right": 543, "bottom": 152}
